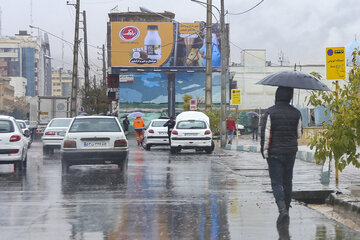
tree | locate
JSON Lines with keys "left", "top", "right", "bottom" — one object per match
{"left": 9, "top": 97, "right": 29, "bottom": 119}
{"left": 203, "top": 108, "right": 220, "bottom": 136}
{"left": 182, "top": 94, "right": 192, "bottom": 111}
{"left": 80, "top": 86, "right": 109, "bottom": 115}
{"left": 307, "top": 50, "right": 360, "bottom": 171}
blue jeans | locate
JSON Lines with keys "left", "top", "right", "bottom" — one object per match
{"left": 267, "top": 154, "right": 296, "bottom": 206}
{"left": 226, "top": 130, "right": 234, "bottom": 143}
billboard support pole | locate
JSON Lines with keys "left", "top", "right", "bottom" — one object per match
{"left": 168, "top": 73, "right": 176, "bottom": 117}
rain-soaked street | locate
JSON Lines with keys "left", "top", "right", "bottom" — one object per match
{"left": 1, "top": 139, "right": 360, "bottom": 240}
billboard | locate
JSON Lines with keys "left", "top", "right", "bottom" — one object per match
{"left": 118, "top": 72, "right": 224, "bottom": 104}
{"left": 111, "top": 22, "right": 222, "bottom": 68}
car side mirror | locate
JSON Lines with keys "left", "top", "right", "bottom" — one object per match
{"left": 24, "top": 130, "right": 31, "bottom": 137}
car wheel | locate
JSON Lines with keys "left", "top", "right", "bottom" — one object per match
{"left": 118, "top": 159, "right": 128, "bottom": 172}
{"left": 14, "top": 161, "right": 22, "bottom": 171}
{"left": 61, "top": 159, "right": 69, "bottom": 173}
{"left": 22, "top": 153, "right": 27, "bottom": 169}
{"left": 43, "top": 146, "right": 49, "bottom": 155}
{"left": 205, "top": 148, "right": 213, "bottom": 154}
{"left": 145, "top": 144, "right": 151, "bottom": 151}
{"left": 170, "top": 147, "right": 177, "bottom": 154}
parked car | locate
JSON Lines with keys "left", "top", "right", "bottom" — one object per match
{"left": 42, "top": 118, "right": 72, "bottom": 155}
{"left": 237, "top": 124, "right": 245, "bottom": 135}
{"left": 170, "top": 111, "right": 214, "bottom": 154}
{"left": 0, "top": 115, "right": 30, "bottom": 170}
{"left": 60, "top": 116, "right": 128, "bottom": 172}
{"left": 143, "top": 118, "right": 169, "bottom": 151}
{"left": 16, "top": 119, "right": 32, "bottom": 148}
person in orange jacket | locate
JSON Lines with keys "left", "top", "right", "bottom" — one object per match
{"left": 133, "top": 116, "right": 145, "bottom": 145}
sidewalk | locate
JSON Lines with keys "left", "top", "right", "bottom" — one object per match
{"left": 221, "top": 133, "right": 360, "bottom": 226}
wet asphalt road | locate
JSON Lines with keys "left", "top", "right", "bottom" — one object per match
{"left": 0, "top": 139, "right": 360, "bottom": 240}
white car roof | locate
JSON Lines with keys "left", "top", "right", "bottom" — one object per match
{"left": 176, "top": 111, "right": 209, "bottom": 124}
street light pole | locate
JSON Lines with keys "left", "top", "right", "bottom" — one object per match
{"left": 220, "top": 0, "right": 227, "bottom": 148}
{"left": 69, "top": 0, "right": 80, "bottom": 117}
{"left": 205, "top": 0, "right": 213, "bottom": 110}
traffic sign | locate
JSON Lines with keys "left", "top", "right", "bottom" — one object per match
{"left": 326, "top": 47, "right": 345, "bottom": 80}
{"left": 231, "top": 89, "right": 241, "bottom": 105}
{"left": 190, "top": 99, "right": 197, "bottom": 110}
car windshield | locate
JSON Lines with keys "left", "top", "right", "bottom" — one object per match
{"left": 0, "top": 120, "right": 14, "bottom": 133}
{"left": 49, "top": 119, "right": 72, "bottom": 127}
{"left": 69, "top": 118, "right": 121, "bottom": 132}
{"left": 177, "top": 120, "right": 206, "bottom": 129}
{"left": 151, "top": 120, "right": 167, "bottom": 127}
{"left": 17, "top": 121, "right": 26, "bottom": 129}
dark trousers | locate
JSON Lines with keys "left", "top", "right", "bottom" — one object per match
{"left": 267, "top": 154, "right": 296, "bottom": 207}
{"left": 252, "top": 127, "right": 258, "bottom": 140}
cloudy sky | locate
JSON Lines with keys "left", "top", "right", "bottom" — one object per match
{"left": 1, "top": 0, "right": 359, "bottom": 76}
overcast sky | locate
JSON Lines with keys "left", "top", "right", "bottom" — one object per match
{"left": 1, "top": 0, "right": 359, "bottom": 76}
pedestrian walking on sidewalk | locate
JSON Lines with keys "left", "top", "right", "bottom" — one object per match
{"left": 251, "top": 115, "right": 259, "bottom": 141}
{"left": 226, "top": 116, "right": 236, "bottom": 144}
{"left": 260, "top": 86, "right": 302, "bottom": 226}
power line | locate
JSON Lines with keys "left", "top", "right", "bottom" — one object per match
{"left": 228, "top": 0, "right": 265, "bottom": 15}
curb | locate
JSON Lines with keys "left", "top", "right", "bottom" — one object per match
{"left": 225, "top": 143, "right": 330, "bottom": 184}
{"left": 225, "top": 144, "right": 316, "bottom": 162}
{"left": 326, "top": 193, "right": 360, "bottom": 225}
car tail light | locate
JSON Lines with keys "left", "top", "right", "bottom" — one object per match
{"left": 10, "top": 150, "right": 19, "bottom": 154}
{"left": 45, "top": 131, "right": 56, "bottom": 135}
{"left": 204, "top": 130, "right": 211, "bottom": 135}
{"left": 114, "top": 139, "right": 127, "bottom": 147}
{"left": 148, "top": 129, "right": 154, "bottom": 133}
{"left": 172, "top": 130, "right": 178, "bottom": 135}
{"left": 63, "top": 140, "right": 76, "bottom": 148}
{"left": 36, "top": 129, "right": 41, "bottom": 133}
{"left": 9, "top": 135, "right": 21, "bottom": 142}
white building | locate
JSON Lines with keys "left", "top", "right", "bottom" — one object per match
{"left": 9, "top": 76, "right": 27, "bottom": 97}
{"left": 229, "top": 49, "right": 350, "bottom": 111}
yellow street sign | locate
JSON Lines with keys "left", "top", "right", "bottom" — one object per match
{"left": 231, "top": 89, "right": 241, "bottom": 105}
{"left": 326, "top": 47, "right": 345, "bottom": 80}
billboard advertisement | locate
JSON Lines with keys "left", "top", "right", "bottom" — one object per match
{"left": 118, "top": 72, "right": 223, "bottom": 104}
{"left": 111, "top": 22, "right": 222, "bottom": 68}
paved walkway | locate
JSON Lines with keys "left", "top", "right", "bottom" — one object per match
{"left": 220, "top": 133, "right": 360, "bottom": 225}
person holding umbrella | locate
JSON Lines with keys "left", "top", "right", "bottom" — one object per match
{"left": 163, "top": 116, "right": 176, "bottom": 145}
{"left": 260, "top": 86, "right": 302, "bottom": 226}
{"left": 122, "top": 116, "right": 130, "bottom": 136}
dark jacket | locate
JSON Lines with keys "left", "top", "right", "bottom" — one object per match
{"left": 260, "top": 87, "right": 302, "bottom": 158}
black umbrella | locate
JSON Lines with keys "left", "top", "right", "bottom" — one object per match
{"left": 256, "top": 71, "right": 331, "bottom": 91}
{"left": 246, "top": 111, "right": 260, "bottom": 118}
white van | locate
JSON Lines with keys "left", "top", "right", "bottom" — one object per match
{"left": 170, "top": 111, "right": 214, "bottom": 154}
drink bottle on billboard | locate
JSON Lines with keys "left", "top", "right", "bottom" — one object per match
{"left": 144, "top": 25, "right": 161, "bottom": 60}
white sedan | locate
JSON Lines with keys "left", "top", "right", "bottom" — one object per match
{"left": 0, "top": 115, "right": 29, "bottom": 171}
{"left": 143, "top": 118, "right": 169, "bottom": 151}
{"left": 42, "top": 118, "right": 72, "bottom": 154}
{"left": 60, "top": 116, "right": 128, "bottom": 172}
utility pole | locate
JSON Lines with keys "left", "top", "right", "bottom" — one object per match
{"left": 102, "top": 44, "right": 106, "bottom": 88}
{"left": 220, "top": 0, "right": 227, "bottom": 148}
{"left": 69, "top": 0, "right": 80, "bottom": 117}
{"left": 205, "top": 0, "right": 213, "bottom": 110}
{"left": 83, "top": 10, "right": 90, "bottom": 111}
